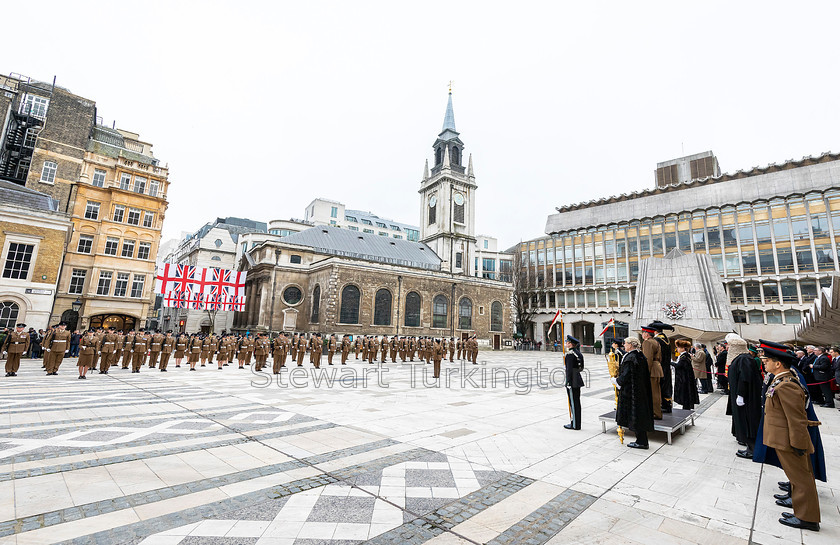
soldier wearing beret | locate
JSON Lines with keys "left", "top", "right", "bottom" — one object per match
{"left": 2, "top": 323, "right": 30, "bottom": 377}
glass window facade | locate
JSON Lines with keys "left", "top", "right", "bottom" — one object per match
{"left": 518, "top": 189, "right": 840, "bottom": 327}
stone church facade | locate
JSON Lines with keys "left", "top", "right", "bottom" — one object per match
{"left": 234, "top": 93, "right": 514, "bottom": 347}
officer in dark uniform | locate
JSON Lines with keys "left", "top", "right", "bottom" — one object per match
{"left": 564, "top": 335, "right": 585, "bottom": 430}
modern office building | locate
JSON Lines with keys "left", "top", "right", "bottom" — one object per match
{"left": 473, "top": 235, "right": 513, "bottom": 282}
{"left": 303, "top": 198, "right": 420, "bottom": 242}
{"left": 519, "top": 151, "right": 840, "bottom": 346}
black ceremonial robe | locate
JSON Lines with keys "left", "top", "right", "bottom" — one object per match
{"left": 616, "top": 350, "right": 655, "bottom": 433}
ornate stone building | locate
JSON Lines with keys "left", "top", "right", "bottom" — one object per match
{"left": 235, "top": 94, "right": 513, "bottom": 346}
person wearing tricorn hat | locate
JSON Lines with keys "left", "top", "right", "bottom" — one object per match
{"left": 640, "top": 324, "right": 664, "bottom": 419}
{"left": 756, "top": 339, "right": 822, "bottom": 531}
{"left": 647, "top": 321, "right": 674, "bottom": 414}
{"left": 563, "top": 335, "right": 585, "bottom": 430}
{"left": 2, "top": 323, "right": 29, "bottom": 377}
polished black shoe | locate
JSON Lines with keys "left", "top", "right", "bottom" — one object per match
{"left": 781, "top": 512, "right": 795, "bottom": 519}
{"left": 736, "top": 450, "right": 753, "bottom": 459}
{"left": 775, "top": 497, "right": 793, "bottom": 508}
{"left": 774, "top": 493, "right": 790, "bottom": 501}
{"left": 4, "top": 373, "right": 10, "bottom": 377}
{"left": 779, "top": 516, "right": 819, "bottom": 531}
{"left": 627, "top": 442, "right": 649, "bottom": 449}
{"left": 778, "top": 481, "right": 790, "bottom": 492}
{"left": 563, "top": 424, "right": 575, "bottom": 430}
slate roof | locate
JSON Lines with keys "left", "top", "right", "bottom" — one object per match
{"left": 280, "top": 225, "right": 442, "bottom": 271}
{"left": 88, "top": 126, "right": 158, "bottom": 165}
{"left": 0, "top": 180, "right": 59, "bottom": 212}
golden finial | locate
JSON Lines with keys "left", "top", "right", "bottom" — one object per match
{"left": 448, "top": 80, "right": 453, "bottom": 94}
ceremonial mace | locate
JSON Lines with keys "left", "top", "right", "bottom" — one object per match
{"left": 607, "top": 348, "right": 624, "bottom": 444}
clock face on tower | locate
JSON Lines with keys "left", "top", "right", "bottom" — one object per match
{"left": 429, "top": 195, "right": 437, "bottom": 207}
{"left": 453, "top": 192, "right": 464, "bottom": 206}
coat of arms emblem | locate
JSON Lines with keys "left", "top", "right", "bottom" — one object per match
{"left": 662, "top": 301, "right": 686, "bottom": 320}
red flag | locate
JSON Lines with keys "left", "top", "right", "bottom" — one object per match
{"left": 547, "top": 309, "right": 562, "bottom": 334}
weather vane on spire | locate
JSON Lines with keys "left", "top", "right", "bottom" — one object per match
{"left": 448, "top": 80, "right": 453, "bottom": 94}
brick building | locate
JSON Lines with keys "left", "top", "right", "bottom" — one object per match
{"left": 0, "top": 72, "right": 170, "bottom": 330}
{"left": 0, "top": 180, "right": 72, "bottom": 329}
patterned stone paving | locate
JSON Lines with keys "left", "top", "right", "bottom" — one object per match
{"left": 0, "top": 351, "right": 838, "bottom": 545}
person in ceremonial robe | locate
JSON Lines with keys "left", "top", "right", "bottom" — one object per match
{"left": 613, "top": 337, "right": 655, "bottom": 449}
{"left": 673, "top": 339, "right": 699, "bottom": 410}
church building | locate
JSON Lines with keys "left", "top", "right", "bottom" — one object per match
{"left": 234, "top": 93, "right": 513, "bottom": 347}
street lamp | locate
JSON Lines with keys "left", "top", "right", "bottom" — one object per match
{"left": 71, "top": 298, "right": 82, "bottom": 313}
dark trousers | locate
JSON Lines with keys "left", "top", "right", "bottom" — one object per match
{"left": 635, "top": 430, "right": 649, "bottom": 446}
{"left": 567, "top": 386, "right": 581, "bottom": 430}
{"left": 818, "top": 381, "right": 835, "bottom": 407}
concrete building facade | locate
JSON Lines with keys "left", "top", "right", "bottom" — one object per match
{"left": 304, "top": 198, "right": 420, "bottom": 242}
{"left": 520, "top": 151, "right": 840, "bottom": 346}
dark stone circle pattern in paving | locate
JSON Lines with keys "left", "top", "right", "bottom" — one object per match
{"left": 486, "top": 489, "right": 597, "bottom": 545}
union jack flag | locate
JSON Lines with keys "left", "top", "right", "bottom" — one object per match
{"left": 189, "top": 292, "right": 206, "bottom": 310}
{"left": 202, "top": 267, "right": 246, "bottom": 298}
{"left": 155, "top": 264, "right": 198, "bottom": 294}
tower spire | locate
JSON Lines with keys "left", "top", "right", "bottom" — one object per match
{"left": 441, "top": 89, "right": 456, "bottom": 132}
{"left": 423, "top": 159, "right": 429, "bottom": 180}
{"left": 442, "top": 144, "right": 451, "bottom": 169}
{"left": 467, "top": 153, "right": 473, "bottom": 177}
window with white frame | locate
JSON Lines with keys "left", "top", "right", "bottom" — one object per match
{"left": 137, "top": 242, "right": 151, "bottom": 260}
{"left": 84, "top": 201, "right": 100, "bottom": 220}
{"left": 40, "top": 161, "right": 57, "bottom": 184}
{"left": 24, "top": 128, "right": 38, "bottom": 148}
{"left": 92, "top": 169, "right": 106, "bottom": 187}
{"left": 77, "top": 235, "right": 94, "bottom": 254}
{"left": 149, "top": 179, "right": 159, "bottom": 197}
{"left": 143, "top": 211, "right": 154, "bottom": 228}
{"left": 113, "top": 272, "right": 129, "bottom": 297}
{"left": 330, "top": 206, "right": 338, "bottom": 218}
{"left": 22, "top": 95, "right": 49, "bottom": 118}
{"left": 119, "top": 173, "right": 131, "bottom": 190}
{"left": 104, "top": 237, "right": 119, "bottom": 256}
{"left": 133, "top": 176, "right": 146, "bottom": 194}
{"left": 68, "top": 269, "right": 86, "bottom": 295}
{"left": 130, "top": 275, "right": 145, "bottom": 298}
{"left": 2, "top": 242, "right": 35, "bottom": 280}
{"left": 121, "top": 239, "right": 135, "bottom": 258}
{"left": 127, "top": 208, "right": 141, "bottom": 225}
{"left": 113, "top": 204, "right": 125, "bottom": 222}
{"left": 96, "top": 271, "right": 112, "bottom": 296}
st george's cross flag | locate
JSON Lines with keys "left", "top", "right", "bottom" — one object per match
{"left": 599, "top": 318, "right": 616, "bottom": 337}
{"left": 156, "top": 265, "right": 247, "bottom": 311}
{"left": 546, "top": 309, "right": 563, "bottom": 335}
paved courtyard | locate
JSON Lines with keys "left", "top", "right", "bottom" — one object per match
{"left": 0, "top": 350, "right": 837, "bottom": 545}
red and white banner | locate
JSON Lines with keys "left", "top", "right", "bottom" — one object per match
{"left": 599, "top": 318, "right": 616, "bottom": 337}
{"left": 156, "top": 265, "right": 247, "bottom": 311}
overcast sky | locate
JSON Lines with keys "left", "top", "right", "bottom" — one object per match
{"left": 13, "top": 1, "right": 840, "bottom": 249}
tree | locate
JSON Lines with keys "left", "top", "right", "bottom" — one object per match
{"left": 512, "top": 247, "right": 540, "bottom": 336}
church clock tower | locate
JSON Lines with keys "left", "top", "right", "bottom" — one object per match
{"left": 419, "top": 91, "right": 477, "bottom": 276}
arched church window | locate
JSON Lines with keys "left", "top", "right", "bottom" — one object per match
{"left": 452, "top": 146, "right": 460, "bottom": 165}
{"left": 339, "top": 285, "right": 360, "bottom": 324}
{"left": 404, "top": 292, "right": 421, "bottom": 327}
{"left": 458, "top": 298, "right": 472, "bottom": 329}
{"left": 0, "top": 301, "right": 20, "bottom": 329}
{"left": 436, "top": 148, "right": 443, "bottom": 165}
{"left": 490, "top": 301, "right": 503, "bottom": 331}
{"left": 432, "top": 295, "right": 448, "bottom": 328}
{"left": 311, "top": 285, "right": 321, "bottom": 323}
{"left": 373, "top": 288, "right": 392, "bottom": 325}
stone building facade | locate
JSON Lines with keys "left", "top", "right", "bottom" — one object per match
{"left": 235, "top": 93, "right": 513, "bottom": 347}
{"left": 234, "top": 229, "right": 513, "bottom": 347}
{"left": 0, "top": 181, "right": 72, "bottom": 330}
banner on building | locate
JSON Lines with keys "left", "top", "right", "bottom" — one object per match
{"left": 155, "top": 264, "right": 246, "bottom": 311}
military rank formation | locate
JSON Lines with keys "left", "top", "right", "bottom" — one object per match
{"left": 1, "top": 322, "right": 480, "bottom": 380}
